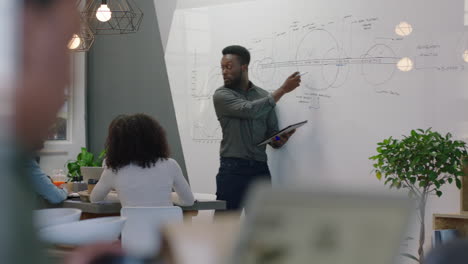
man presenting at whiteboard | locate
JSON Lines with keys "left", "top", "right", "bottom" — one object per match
{"left": 213, "top": 45, "right": 301, "bottom": 212}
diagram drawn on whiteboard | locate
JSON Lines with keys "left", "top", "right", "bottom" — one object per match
{"left": 192, "top": 100, "right": 222, "bottom": 143}
{"left": 190, "top": 52, "right": 223, "bottom": 142}
{"left": 185, "top": 13, "right": 466, "bottom": 141}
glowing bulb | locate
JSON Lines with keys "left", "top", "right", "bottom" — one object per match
{"left": 96, "top": 4, "right": 112, "bottom": 22}
{"left": 397, "top": 57, "right": 413, "bottom": 72}
{"left": 67, "top": 34, "right": 81, "bottom": 50}
{"left": 395, "top": 21, "right": 413, "bottom": 37}
{"left": 463, "top": 50, "right": 468, "bottom": 63}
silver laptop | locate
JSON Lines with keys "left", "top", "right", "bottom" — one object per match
{"left": 229, "top": 183, "right": 411, "bottom": 264}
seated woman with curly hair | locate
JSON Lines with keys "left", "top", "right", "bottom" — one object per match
{"left": 90, "top": 113, "right": 195, "bottom": 206}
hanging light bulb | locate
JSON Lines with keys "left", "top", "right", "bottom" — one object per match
{"left": 96, "top": 0, "right": 112, "bottom": 22}
{"left": 67, "top": 34, "right": 81, "bottom": 50}
{"left": 83, "top": 0, "right": 143, "bottom": 35}
{"left": 395, "top": 21, "right": 413, "bottom": 37}
{"left": 397, "top": 57, "right": 414, "bottom": 72}
{"left": 463, "top": 50, "right": 468, "bottom": 63}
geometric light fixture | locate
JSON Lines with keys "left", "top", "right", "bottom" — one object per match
{"left": 68, "top": 22, "right": 95, "bottom": 52}
{"left": 81, "top": 0, "right": 144, "bottom": 35}
{"left": 67, "top": 1, "right": 95, "bottom": 52}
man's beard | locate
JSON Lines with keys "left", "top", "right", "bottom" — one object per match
{"left": 225, "top": 71, "right": 243, "bottom": 89}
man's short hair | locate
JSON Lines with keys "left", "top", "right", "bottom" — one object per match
{"left": 222, "top": 45, "right": 250, "bottom": 66}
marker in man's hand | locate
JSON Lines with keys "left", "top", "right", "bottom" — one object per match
{"left": 298, "top": 72, "right": 308, "bottom": 76}
{"left": 275, "top": 136, "right": 281, "bottom": 141}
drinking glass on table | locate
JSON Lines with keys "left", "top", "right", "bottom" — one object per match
{"left": 52, "top": 169, "right": 67, "bottom": 187}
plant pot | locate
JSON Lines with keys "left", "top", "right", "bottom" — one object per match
{"left": 66, "top": 182, "right": 87, "bottom": 193}
{"left": 80, "top": 167, "right": 104, "bottom": 184}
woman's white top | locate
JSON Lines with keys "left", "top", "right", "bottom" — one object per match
{"left": 90, "top": 158, "right": 195, "bottom": 207}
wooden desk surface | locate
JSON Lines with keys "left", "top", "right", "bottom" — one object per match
{"left": 59, "top": 198, "right": 226, "bottom": 214}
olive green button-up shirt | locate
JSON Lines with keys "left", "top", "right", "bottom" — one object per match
{"left": 213, "top": 82, "right": 279, "bottom": 162}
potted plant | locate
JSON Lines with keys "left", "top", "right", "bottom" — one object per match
{"left": 66, "top": 147, "right": 106, "bottom": 192}
{"left": 370, "top": 128, "right": 468, "bottom": 263}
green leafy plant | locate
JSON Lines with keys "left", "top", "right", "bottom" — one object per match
{"left": 370, "top": 128, "right": 468, "bottom": 263}
{"left": 66, "top": 147, "right": 106, "bottom": 181}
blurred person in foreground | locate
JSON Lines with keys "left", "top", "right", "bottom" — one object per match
{"left": 0, "top": 0, "right": 122, "bottom": 263}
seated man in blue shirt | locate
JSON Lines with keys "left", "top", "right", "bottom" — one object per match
{"left": 27, "top": 158, "right": 68, "bottom": 204}
{"left": 27, "top": 143, "right": 68, "bottom": 204}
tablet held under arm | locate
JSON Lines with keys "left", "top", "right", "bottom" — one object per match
{"left": 257, "top": 120, "right": 307, "bottom": 146}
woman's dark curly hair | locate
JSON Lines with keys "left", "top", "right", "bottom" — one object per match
{"left": 105, "top": 113, "right": 170, "bottom": 172}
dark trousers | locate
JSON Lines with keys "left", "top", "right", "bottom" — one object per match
{"left": 216, "top": 157, "right": 271, "bottom": 211}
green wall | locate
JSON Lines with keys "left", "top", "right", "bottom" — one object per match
{"left": 86, "top": 0, "right": 187, "bottom": 177}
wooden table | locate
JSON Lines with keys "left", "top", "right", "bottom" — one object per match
{"left": 433, "top": 213, "right": 468, "bottom": 237}
{"left": 58, "top": 198, "right": 226, "bottom": 220}
{"left": 432, "top": 174, "right": 468, "bottom": 237}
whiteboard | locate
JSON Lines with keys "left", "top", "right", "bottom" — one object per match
{"left": 165, "top": 0, "right": 468, "bottom": 198}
